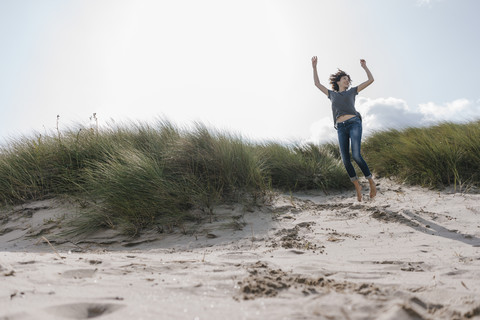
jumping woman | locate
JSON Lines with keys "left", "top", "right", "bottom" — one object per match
{"left": 311, "top": 56, "right": 376, "bottom": 202}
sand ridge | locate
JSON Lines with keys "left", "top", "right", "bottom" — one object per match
{"left": 1, "top": 178, "right": 480, "bottom": 319}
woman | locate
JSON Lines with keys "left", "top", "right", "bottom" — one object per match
{"left": 311, "top": 56, "right": 376, "bottom": 202}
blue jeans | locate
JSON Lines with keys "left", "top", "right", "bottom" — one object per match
{"left": 336, "top": 116, "right": 372, "bottom": 181}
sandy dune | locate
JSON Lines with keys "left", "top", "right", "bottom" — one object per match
{"left": 1, "top": 178, "right": 480, "bottom": 320}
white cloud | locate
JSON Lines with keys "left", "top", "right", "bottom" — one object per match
{"left": 308, "top": 97, "right": 480, "bottom": 144}
{"left": 418, "top": 99, "right": 477, "bottom": 123}
{"left": 306, "top": 117, "right": 338, "bottom": 144}
{"left": 356, "top": 97, "right": 424, "bottom": 134}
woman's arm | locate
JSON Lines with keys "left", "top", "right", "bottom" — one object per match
{"left": 312, "top": 56, "right": 329, "bottom": 96}
{"left": 357, "top": 59, "right": 374, "bottom": 93}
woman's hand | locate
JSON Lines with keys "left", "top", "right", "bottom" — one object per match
{"left": 312, "top": 56, "right": 318, "bottom": 68}
{"left": 360, "top": 59, "right": 367, "bottom": 69}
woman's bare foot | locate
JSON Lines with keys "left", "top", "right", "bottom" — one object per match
{"left": 368, "top": 178, "right": 377, "bottom": 199}
{"left": 352, "top": 180, "right": 362, "bottom": 202}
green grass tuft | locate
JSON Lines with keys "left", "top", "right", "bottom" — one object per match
{"left": 363, "top": 120, "right": 480, "bottom": 189}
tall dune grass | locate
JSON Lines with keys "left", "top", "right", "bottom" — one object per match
{"left": 2, "top": 119, "right": 478, "bottom": 235}
{"left": 0, "top": 120, "right": 349, "bottom": 235}
{"left": 256, "top": 142, "right": 350, "bottom": 192}
{"left": 363, "top": 120, "right": 480, "bottom": 189}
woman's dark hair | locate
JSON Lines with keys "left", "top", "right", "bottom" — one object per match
{"left": 329, "top": 69, "right": 351, "bottom": 91}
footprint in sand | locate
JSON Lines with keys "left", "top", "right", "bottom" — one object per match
{"left": 45, "top": 303, "right": 125, "bottom": 319}
{"left": 377, "top": 304, "right": 425, "bottom": 320}
{"left": 61, "top": 269, "right": 97, "bottom": 279}
{"left": 400, "top": 262, "right": 425, "bottom": 272}
{"left": 217, "top": 252, "right": 261, "bottom": 260}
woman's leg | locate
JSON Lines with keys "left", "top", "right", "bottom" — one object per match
{"left": 338, "top": 125, "right": 362, "bottom": 201}
{"left": 352, "top": 179, "right": 363, "bottom": 202}
{"left": 337, "top": 125, "right": 357, "bottom": 180}
{"left": 350, "top": 119, "right": 376, "bottom": 199}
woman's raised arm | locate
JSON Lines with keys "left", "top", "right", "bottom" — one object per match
{"left": 357, "top": 59, "right": 374, "bottom": 93}
{"left": 312, "top": 56, "right": 329, "bottom": 96}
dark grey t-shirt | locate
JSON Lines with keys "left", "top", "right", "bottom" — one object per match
{"left": 327, "top": 86, "right": 361, "bottom": 128}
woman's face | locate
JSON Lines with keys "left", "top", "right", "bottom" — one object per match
{"left": 337, "top": 75, "right": 351, "bottom": 89}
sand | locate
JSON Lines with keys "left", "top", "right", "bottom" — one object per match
{"left": 1, "top": 178, "right": 479, "bottom": 320}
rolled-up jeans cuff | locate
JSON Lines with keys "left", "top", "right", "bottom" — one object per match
{"left": 350, "top": 176, "right": 358, "bottom": 182}
{"left": 365, "top": 175, "right": 372, "bottom": 180}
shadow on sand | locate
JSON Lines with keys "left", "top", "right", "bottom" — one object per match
{"left": 371, "top": 206, "right": 480, "bottom": 247}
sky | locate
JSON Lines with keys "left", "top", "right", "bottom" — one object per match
{"left": 1, "top": 0, "right": 479, "bottom": 144}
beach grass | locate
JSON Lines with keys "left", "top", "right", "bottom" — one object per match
{"left": 0, "top": 120, "right": 349, "bottom": 236}
{"left": 2, "top": 119, "right": 478, "bottom": 236}
{"left": 256, "top": 142, "right": 350, "bottom": 192}
{"left": 363, "top": 120, "right": 480, "bottom": 189}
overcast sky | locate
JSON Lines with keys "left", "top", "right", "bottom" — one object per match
{"left": 1, "top": 0, "right": 479, "bottom": 144}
